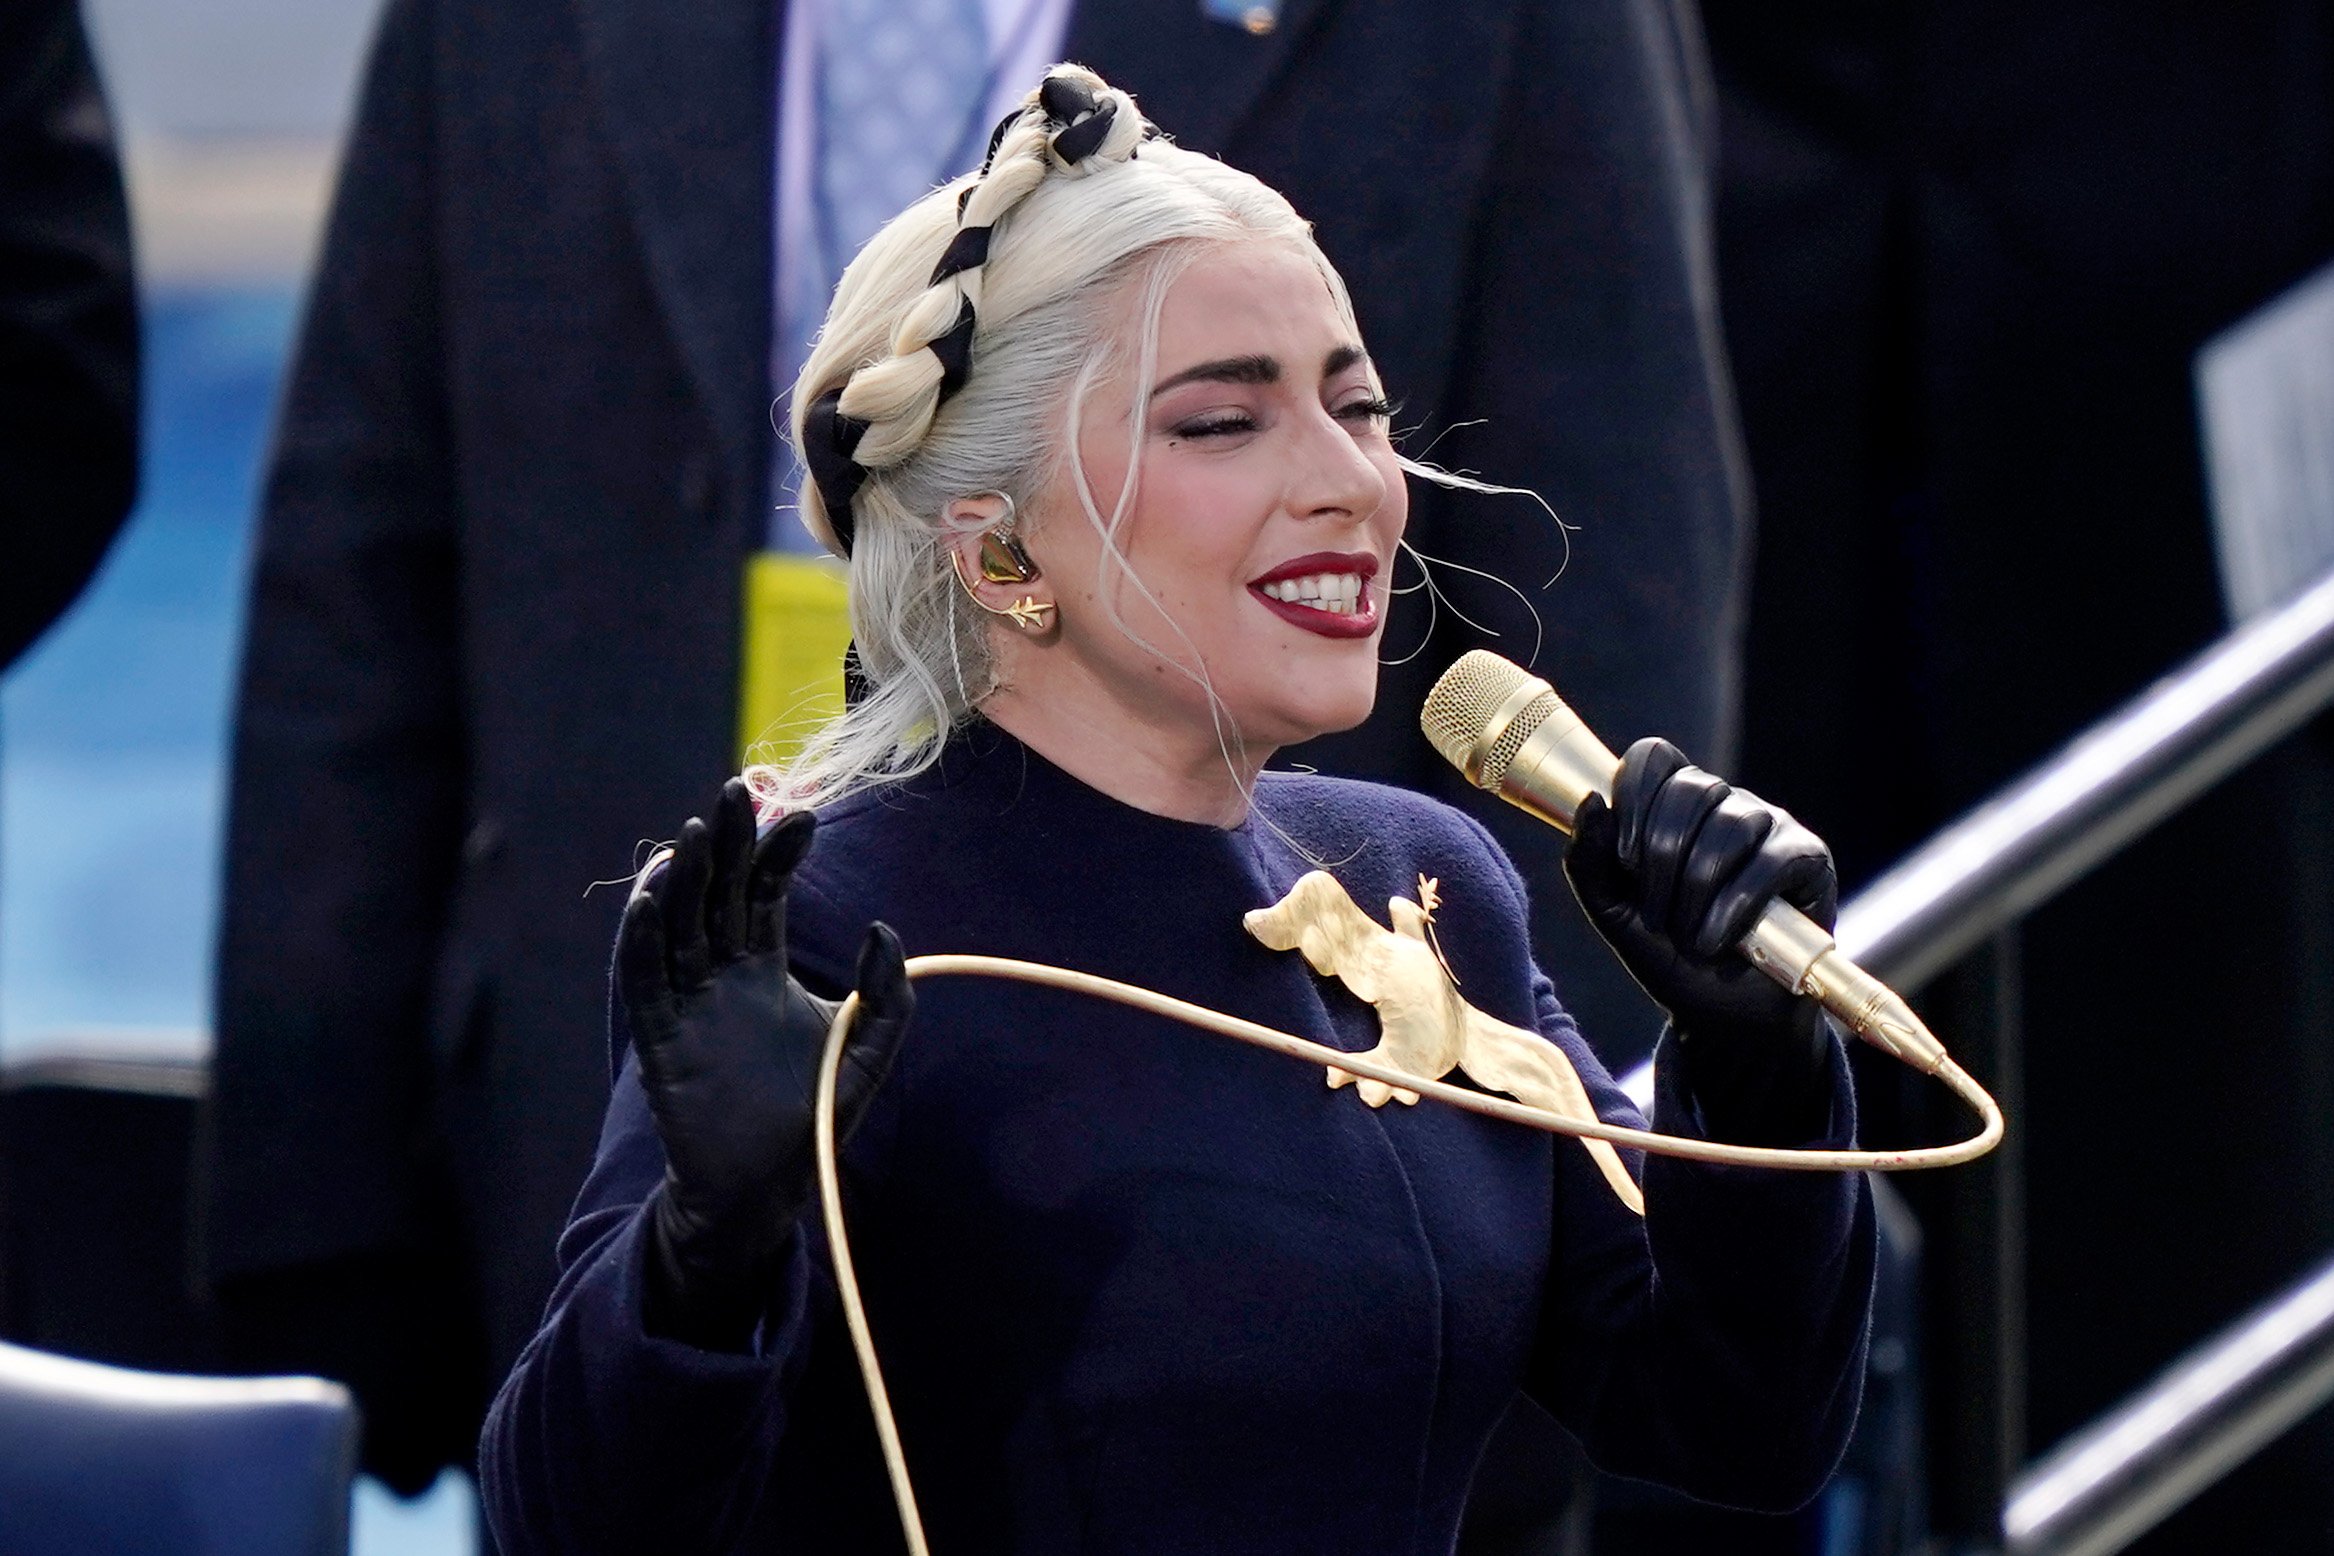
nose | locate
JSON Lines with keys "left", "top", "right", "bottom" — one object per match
{"left": 1284, "top": 404, "right": 1391, "bottom": 528}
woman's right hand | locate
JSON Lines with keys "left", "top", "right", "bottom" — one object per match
{"left": 616, "top": 778, "right": 913, "bottom": 1349}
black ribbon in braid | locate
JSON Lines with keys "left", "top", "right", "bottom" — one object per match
{"left": 927, "top": 298, "right": 977, "bottom": 395}
{"left": 1040, "top": 76, "right": 1118, "bottom": 165}
{"left": 816, "top": 76, "right": 1133, "bottom": 556}
{"left": 802, "top": 389, "right": 872, "bottom": 554}
{"left": 928, "top": 225, "right": 992, "bottom": 286}
{"left": 964, "top": 109, "right": 1020, "bottom": 213}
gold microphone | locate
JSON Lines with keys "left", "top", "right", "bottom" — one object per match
{"left": 1421, "top": 649, "right": 1947, "bottom": 1074}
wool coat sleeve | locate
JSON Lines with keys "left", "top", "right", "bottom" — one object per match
{"left": 1530, "top": 1006, "right": 1874, "bottom": 1511}
{"left": 1439, "top": 807, "right": 1874, "bottom": 1512}
{"left": 479, "top": 993, "right": 817, "bottom": 1556}
{"left": 201, "top": 0, "right": 468, "bottom": 1287}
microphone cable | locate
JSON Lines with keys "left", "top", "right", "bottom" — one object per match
{"left": 810, "top": 952, "right": 2004, "bottom": 1556}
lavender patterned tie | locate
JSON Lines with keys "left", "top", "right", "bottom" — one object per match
{"left": 771, "top": 0, "right": 988, "bottom": 548}
{"left": 815, "top": 0, "right": 989, "bottom": 292}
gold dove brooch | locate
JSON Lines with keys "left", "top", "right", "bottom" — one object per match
{"left": 1244, "top": 871, "right": 1645, "bottom": 1214}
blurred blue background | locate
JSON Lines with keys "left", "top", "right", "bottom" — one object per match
{"left": 2, "top": 289, "right": 286, "bottom": 1049}
{"left": 0, "top": 0, "right": 475, "bottom": 1546}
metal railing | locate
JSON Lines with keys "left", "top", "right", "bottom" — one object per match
{"left": 1835, "top": 565, "right": 2334, "bottom": 989}
{"left": 1619, "top": 560, "right": 2334, "bottom": 1066}
{"left": 1845, "top": 568, "right": 2334, "bottom": 1553}
{"left": 2003, "top": 1253, "right": 2334, "bottom": 1556}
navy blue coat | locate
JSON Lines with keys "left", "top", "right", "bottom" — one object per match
{"left": 481, "top": 731, "right": 1873, "bottom": 1552}
{"left": 200, "top": 0, "right": 1753, "bottom": 1484}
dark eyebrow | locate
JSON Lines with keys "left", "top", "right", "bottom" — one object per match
{"left": 1151, "top": 345, "right": 1371, "bottom": 397}
{"left": 1153, "top": 354, "right": 1280, "bottom": 394}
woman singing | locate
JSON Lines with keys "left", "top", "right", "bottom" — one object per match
{"left": 481, "top": 66, "right": 1874, "bottom": 1554}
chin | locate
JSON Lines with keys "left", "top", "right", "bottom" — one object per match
{"left": 1248, "top": 677, "right": 1379, "bottom": 747}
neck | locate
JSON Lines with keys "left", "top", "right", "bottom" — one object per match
{"left": 979, "top": 681, "right": 1268, "bottom": 828}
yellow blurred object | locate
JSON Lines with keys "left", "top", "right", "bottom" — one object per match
{"left": 739, "top": 551, "right": 852, "bottom": 763}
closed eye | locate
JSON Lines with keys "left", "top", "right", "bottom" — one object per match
{"left": 1172, "top": 411, "right": 1259, "bottom": 439}
{"left": 1169, "top": 396, "right": 1396, "bottom": 440}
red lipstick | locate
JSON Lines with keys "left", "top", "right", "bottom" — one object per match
{"left": 1248, "top": 551, "right": 1382, "bottom": 640}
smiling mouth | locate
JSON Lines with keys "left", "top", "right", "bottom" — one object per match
{"left": 1258, "top": 572, "right": 1366, "bottom": 614}
{"left": 1249, "top": 552, "right": 1382, "bottom": 639}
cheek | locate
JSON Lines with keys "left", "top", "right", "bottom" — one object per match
{"left": 1123, "top": 468, "right": 1265, "bottom": 597}
{"left": 1372, "top": 447, "right": 1410, "bottom": 539}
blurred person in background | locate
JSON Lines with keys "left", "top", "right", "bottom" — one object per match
{"left": 197, "top": 0, "right": 1752, "bottom": 1535}
{"left": 1704, "top": 2, "right": 2334, "bottom": 1548}
{"left": 0, "top": 0, "right": 138, "bottom": 671}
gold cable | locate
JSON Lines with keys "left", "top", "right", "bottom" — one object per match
{"left": 814, "top": 952, "right": 2004, "bottom": 1554}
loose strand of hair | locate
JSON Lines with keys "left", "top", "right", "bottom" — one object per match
{"left": 1395, "top": 538, "right": 1548, "bottom": 668}
{"left": 1376, "top": 542, "right": 1441, "bottom": 667}
{"left": 1398, "top": 452, "right": 1577, "bottom": 587}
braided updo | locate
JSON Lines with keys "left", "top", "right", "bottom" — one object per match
{"left": 759, "top": 63, "right": 1351, "bottom": 811}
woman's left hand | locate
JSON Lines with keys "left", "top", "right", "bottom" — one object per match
{"left": 1563, "top": 737, "right": 1838, "bottom": 1141}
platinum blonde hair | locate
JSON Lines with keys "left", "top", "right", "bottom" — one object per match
{"left": 750, "top": 64, "right": 1355, "bottom": 813}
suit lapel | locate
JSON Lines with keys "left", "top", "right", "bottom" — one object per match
{"left": 1065, "top": 0, "right": 1333, "bottom": 158}
{"left": 571, "top": 0, "right": 777, "bottom": 520}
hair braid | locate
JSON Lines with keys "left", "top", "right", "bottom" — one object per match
{"left": 804, "top": 67, "right": 1149, "bottom": 542}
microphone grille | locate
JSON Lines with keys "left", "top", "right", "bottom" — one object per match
{"left": 1421, "top": 650, "right": 1550, "bottom": 787}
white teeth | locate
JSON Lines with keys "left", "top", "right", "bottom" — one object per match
{"left": 1262, "top": 571, "right": 1366, "bottom": 613}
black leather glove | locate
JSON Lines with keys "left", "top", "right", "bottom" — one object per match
{"left": 617, "top": 779, "right": 913, "bottom": 1350}
{"left": 1564, "top": 737, "right": 1838, "bottom": 1144}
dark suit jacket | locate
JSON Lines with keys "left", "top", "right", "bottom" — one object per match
{"left": 0, "top": 0, "right": 138, "bottom": 669}
{"left": 199, "top": 0, "right": 1749, "bottom": 1493}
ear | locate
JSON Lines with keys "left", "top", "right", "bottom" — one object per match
{"left": 943, "top": 494, "right": 1014, "bottom": 584}
{"left": 946, "top": 495, "right": 1057, "bottom": 628}
{"left": 943, "top": 493, "right": 1013, "bottom": 535}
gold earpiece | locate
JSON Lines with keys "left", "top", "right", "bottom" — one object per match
{"left": 953, "top": 496, "right": 1053, "bottom": 632}
{"left": 978, "top": 529, "right": 1039, "bottom": 584}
